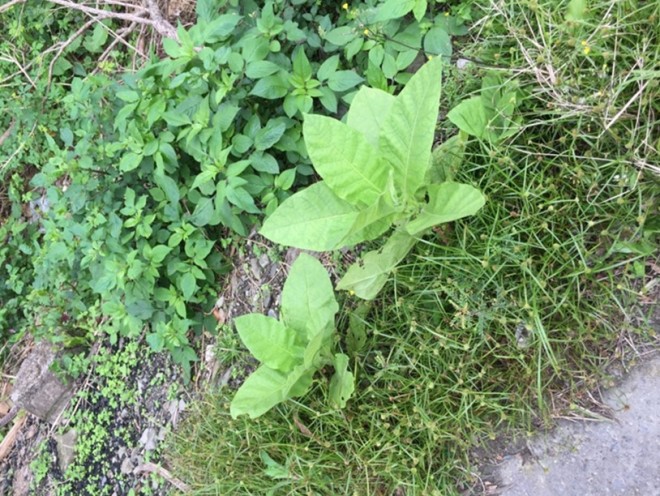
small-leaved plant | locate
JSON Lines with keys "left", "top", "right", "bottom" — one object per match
{"left": 230, "top": 253, "right": 354, "bottom": 419}
{"left": 260, "top": 57, "right": 485, "bottom": 299}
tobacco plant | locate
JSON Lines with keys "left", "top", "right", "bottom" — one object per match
{"left": 260, "top": 58, "right": 486, "bottom": 299}
{"left": 231, "top": 253, "right": 354, "bottom": 418}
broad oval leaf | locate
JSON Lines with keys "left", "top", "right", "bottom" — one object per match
{"left": 447, "top": 96, "right": 487, "bottom": 138}
{"left": 405, "top": 182, "right": 485, "bottom": 235}
{"left": 281, "top": 253, "right": 338, "bottom": 340}
{"left": 346, "top": 87, "right": 396, "bottom": 148}
{"left": 234, "top": 313, "right": 305, "bottom": 372}
{"left": 379, "top": 57, "right": 443, "bottom": 200}
{"left": 304, "top": 114, "right": 388, "bottom": 207}
{"left": 259, "top": 181, "right": 359, "bottom": 251}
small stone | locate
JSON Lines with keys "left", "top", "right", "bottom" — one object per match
{"left": 258, "top": 253, "right": 270, "bottom": 268}
{"left": 139, "top": 427, "right": 158, "bottom": 451}
{"left": 55, "top": 429, "right": 77, "bottom": 473}
{"left": 11, "top": 341, "right": 75, "bottom": 424}
{"left": 120, "top": 457, "right": 134, "bottom": 475}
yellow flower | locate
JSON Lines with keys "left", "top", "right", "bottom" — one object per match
{"left": 363, "top": 28, "right": 370, "bottom": 36}
{"left": 583, "top": 45, "right": 591, "bottom": 55}
{"left": 342, "top": 2, "right": 348, "bottom": 9}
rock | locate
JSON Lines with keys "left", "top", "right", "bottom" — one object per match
{"left": 55, "top": 428, "right": 77, "bottom": 473}
{"left": 120, "top": 457, "right": 134, "bottom": 475}
{"left": 139, "top": 428, "right": 158, "bottom": 451}
{"left": 493, "top": 356, "right": 660, "bottom": 496}
{"left": 11, "top": 341, "right": 74, "bottom": 424}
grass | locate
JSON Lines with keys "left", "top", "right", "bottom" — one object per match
{"left": 166, "top": 0, "right": 659, "bottom": 494}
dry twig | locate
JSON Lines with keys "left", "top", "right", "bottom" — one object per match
{"left": 134, "top": 462, "right": 191, "bottom": 493}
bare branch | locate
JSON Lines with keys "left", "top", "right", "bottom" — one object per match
{"left": 47, "top": 18, "right": 97, "bottom": 86}
{"left": 0, "top": 120, "right": 16, "bottom": 148}
{"left": 0, "top": 0, "right": 26, "bottom": 15}
{"left": 134, "top": 462, "right": 191, "bottom": 493}
{"left": 144, "top": 0, "right": 177, "bottom": 40}
{"left": 45, "top": 0, "right": 178, "bottom": 40}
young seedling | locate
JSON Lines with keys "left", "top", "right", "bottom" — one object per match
{"left": 260, "top": 57, "right": 486, "bottom": 299}
{"left": 230, "top": 253, "right": 354, "bottom": 419}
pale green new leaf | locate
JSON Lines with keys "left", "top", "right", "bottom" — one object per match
{"left": 447, "top": 96, "right": 487, "bottom": 138}
{"left": 405, "top": 182, "right": 485, "bottom": 235}
{"left": 346, "top": 87, "right": 396, "bottom": 148}
{"left": 230, "top": 365, "right": 311, "bottom": 419}
{"left": 379, "top": 56, "right": 442, "bottom": 199}
{"left": 337, "top": 229, "right": 417, "bottom": 300}
{"left": 281, "top": 253, "right": 338, "bottom": 340}
{"left": 304, "top": 115, "right": 388, "bottom": 207}
{"left": 340, "top": 193, "right": 399, "bottom": 247}
{"left": 329, "top": 353, "right": 355, "bottom": 408}
{"left": 259, "top": 181, "right": 359, "bottom": 251}
{"left": 234, "top": 314, "right": 305, "bottom": 372}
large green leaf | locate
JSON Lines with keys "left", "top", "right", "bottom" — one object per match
{"left": 337, "top": 229, "right": 417, "bottom": 300}
{"left": 447, "top": 96, "right": 487, "bottom": 138}
{"left": 405, "top": 182, "right": 485, "bottom": 235}
{"left": 379, "top": 57, "right": 443, "bottom": 200}
{"left": 304, "top": 115, "right": 388, "bottom": 207}
{"left": 329, "top": 353, "right": 355, "bottom": 408}
{"left": 281, "top": 253, "right": 338, "bottom": 340}
{"left": 234, "top": 314, "right": 305, "bottom": 372}
{"left": 259, "top": 181, "right": 359, "bottom": 251}
{"left": 346, "top": 87, "right": 396, "bottom": 148}
{"left": 230, "top": 364, "right": 312, "bottom": 419}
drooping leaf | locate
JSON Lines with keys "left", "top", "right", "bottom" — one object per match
{"left": 234, "top": 314, "right": 305, "bottom": 372}
{"left": 260, "top": 181, "right": 360, "bottom": 251}
{"left": 337, "top": 229, "right": 417, "bottom": 300}
{"left": 329, "top": 353, "right": 355, "bottom": 408}
{"left": 405, "top": 182, "right": 485, "bottom": 235}
{"left": 379, "top": 56, "right": 442, "bottom": 200}
{"left": 281, "top": 253, "right": 338, "bottom": 340}
{"left": 346, "top": 87, "right": 396, "bottom": 148}
{"left": 304, "top": 115, "right": 388, "bottom": 207}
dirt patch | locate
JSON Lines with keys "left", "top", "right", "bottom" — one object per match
{"left": 0, "top": 339, "right": 186, "bottom": 495}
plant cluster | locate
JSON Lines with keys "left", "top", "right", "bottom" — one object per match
{"left": 0, "top": 0, "right": 473, "bottom": 376}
